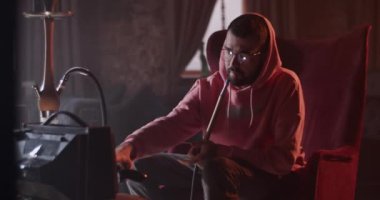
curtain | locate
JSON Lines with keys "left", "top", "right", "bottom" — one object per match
{"left": 243, "top": 0, "right": 297, "bottom": 38}
{"left": 72, "top": 0, "right": 216, "bottom": 99}
{"left": 243, "top": 0, "right": 380, "bottom": 71}
{"left": 167, "top": 0, "right": 217, "bottom": 90}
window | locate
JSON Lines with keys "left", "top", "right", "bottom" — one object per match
{"left": 182, "top": 0, "right": 242, "bottom": 78}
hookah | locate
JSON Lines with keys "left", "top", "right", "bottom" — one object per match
{"left": 22, "top": 0, "right": 143, "bottom": 188}
{"left": 24, "top": 0, "right": 107, "bottom": 125}
{"left": 24, "top": 0, "right": 73, "bottom": 123}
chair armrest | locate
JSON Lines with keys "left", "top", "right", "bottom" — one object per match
{"left": 317, "top": 146, "right": 356, "bottom": 162}
{"left": 309, "top": 146, "right": 359, "bottom": 200}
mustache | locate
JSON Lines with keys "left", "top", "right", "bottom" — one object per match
{"left": 227, "top": 66, "right": 242, "bottom": 74}
{"left": 227, "top": 67, "right": 241, "bottom": 83}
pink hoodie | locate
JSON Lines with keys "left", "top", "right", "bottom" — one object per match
{"left": 123, "top": 13, "right": 305, "bottom": 176}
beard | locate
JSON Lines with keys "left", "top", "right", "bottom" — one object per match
{"left": 227, "top": 67, "right": 257, "bottom": 87}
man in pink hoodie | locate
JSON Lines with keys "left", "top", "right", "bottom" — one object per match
{"left": 116, "top": 13, "right": 305, "bottom": 200}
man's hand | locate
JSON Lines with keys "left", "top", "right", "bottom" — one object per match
{"left": 187, "top": 140, "right": 218, "bottom": 165}
{"left": 115, "top": 143, "right": 134, "bottom": 170}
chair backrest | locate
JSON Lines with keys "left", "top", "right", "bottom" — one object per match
{"left": 205, "top": 26, "right": 371, "bottom": 159}
{"left": 206, "top": 30, "right": 227, "bottom": 73}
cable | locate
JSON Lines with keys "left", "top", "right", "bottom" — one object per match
{"left": 56, "top": 67, "right": 108, "bottom": 126}
{"left": 189, "top": 164, "right": 198, "bottom": 200}
{"left": 43, "top": 110, "right": 88, "bottom": 127}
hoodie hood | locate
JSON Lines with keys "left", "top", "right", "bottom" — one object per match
{"left": 219, "top": 12, "right": 282, "bottom": 90}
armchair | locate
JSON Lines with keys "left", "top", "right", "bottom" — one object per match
{"left": 175, "top": 24, "right": 371, "bottom": 200}
{"left": 277, "top": 25, "right": 371, "bottom": 200}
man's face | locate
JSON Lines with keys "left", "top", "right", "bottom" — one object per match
{"left": 223, "top": 31, "right": 265, "bottom": 87}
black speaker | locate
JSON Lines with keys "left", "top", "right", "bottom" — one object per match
{"left": 15, "top": 123, "right": 117, "bottom": 200}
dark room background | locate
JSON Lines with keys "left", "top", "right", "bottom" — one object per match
{"left": 14, "top": 0, "right": 380, "bottom": 199}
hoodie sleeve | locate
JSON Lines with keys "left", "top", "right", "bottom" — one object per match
{"left": 121, "top": 80, "right": 203, "bottom": 159}
{"left": 226, "top": 74, "right": 305, "bottom": 176}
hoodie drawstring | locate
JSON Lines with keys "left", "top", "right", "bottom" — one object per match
{"left": 249, "top": 87, "right": 254, "bottom": 127}
{"left": 227, "top": 84, "right": 231, "bottom": 119}
{"left": 227, "top": 84, "right": 231, "bottom": 133}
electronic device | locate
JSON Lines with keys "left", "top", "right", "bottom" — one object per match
{"left": 15, "top": 121, "right": 117, "bottom": 200}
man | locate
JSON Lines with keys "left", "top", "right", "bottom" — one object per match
{"left": 116, "top": 13, "right": 305, "bottom": 200}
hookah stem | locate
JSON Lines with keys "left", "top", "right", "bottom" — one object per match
{"left": 190, "top": 78, "right": 230, "bottom": 200}
{"left": 203, "top": 78, "right": 230, "bottom": 141}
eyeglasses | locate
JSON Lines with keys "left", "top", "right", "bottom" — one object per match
{"left": 222, "top": 48, "right": 261, "bottom": 64}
